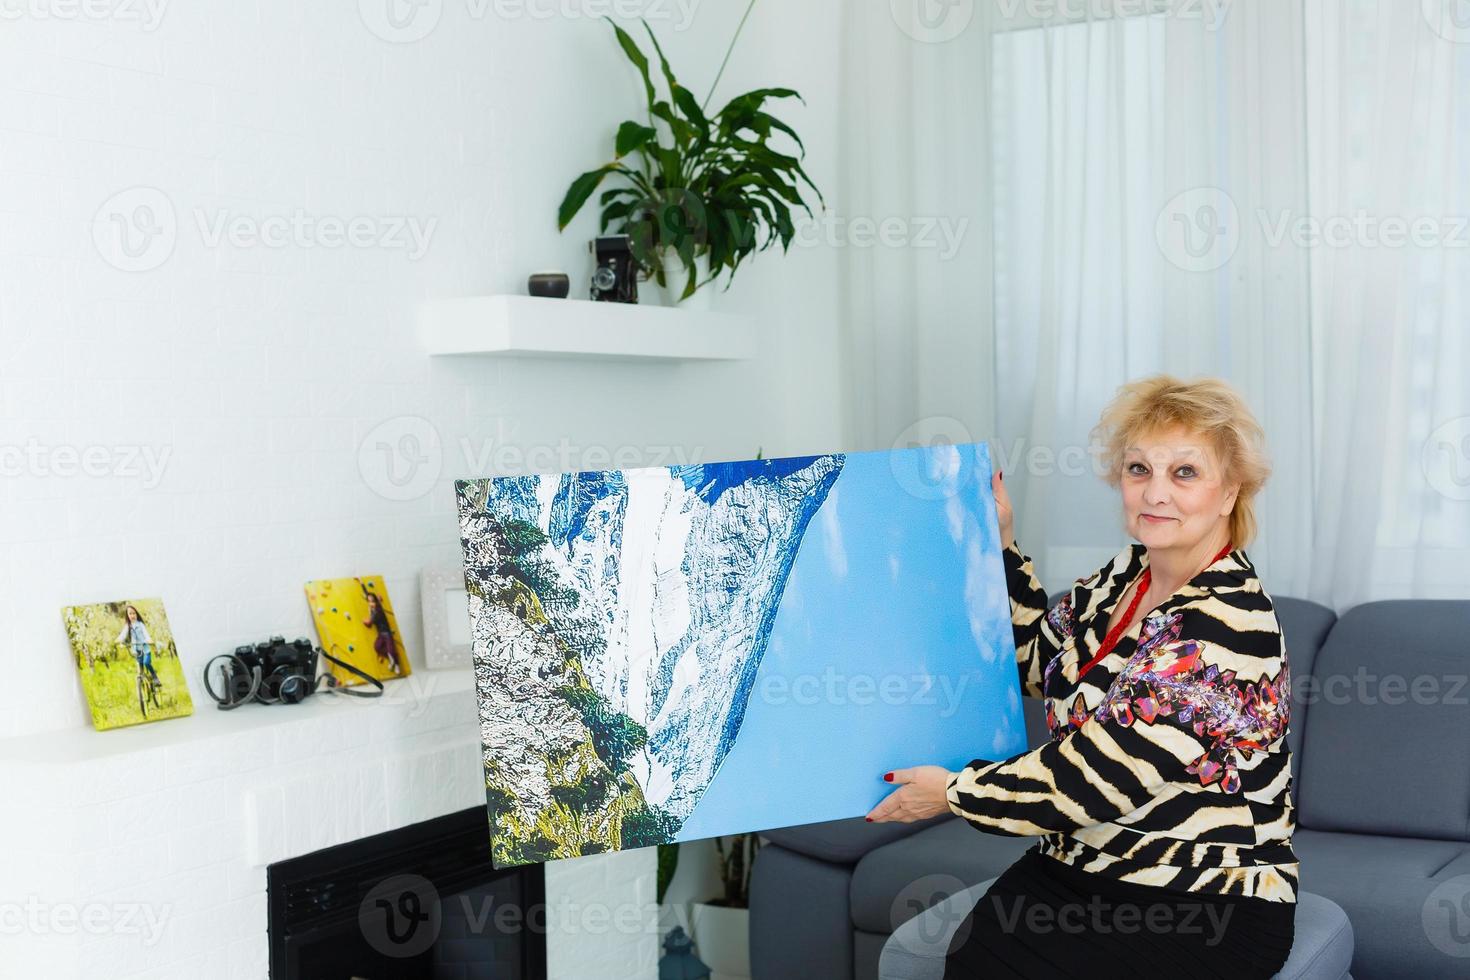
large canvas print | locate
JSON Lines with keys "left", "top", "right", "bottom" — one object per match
{"left": 456, "top": 442, "right": 1025, "bottom": 867}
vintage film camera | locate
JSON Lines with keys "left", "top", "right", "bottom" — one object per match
{"left": 589, "top": 234, "right": 639, "bottom": 303}
{"left": 203, "top": 635, "right": 383, "bottom": 709}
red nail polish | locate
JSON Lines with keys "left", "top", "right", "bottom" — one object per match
{"left": 865, "top": 817, "right": 873, "bottom": 822}
{"left": 883, "top": 772, "right": 894, "bottom": 782}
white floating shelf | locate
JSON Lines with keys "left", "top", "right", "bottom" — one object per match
{"left": 418, "top": 295, "right": 757, "bottom": 362}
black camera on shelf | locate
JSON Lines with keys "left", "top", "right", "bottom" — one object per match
{"left": 204, "top": 634, "right": 383, "bottom": 709}
{"left": 589, "top": 234, "right": 639, "bottom": 303}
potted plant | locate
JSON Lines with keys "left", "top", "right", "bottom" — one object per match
{"left": 689, "top": 833, "right": 761, "bottom": 978}
{"left": 557, "top": 2, "right": 824, "bottom": 307}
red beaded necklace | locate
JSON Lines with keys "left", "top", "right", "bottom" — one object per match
{"left": 1077, "top": 541, "right": 1232, "bottom": 680}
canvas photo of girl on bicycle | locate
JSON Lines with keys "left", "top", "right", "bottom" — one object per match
{"left": 62, "top": 598, "right": 194, "bottom": 730}
{"left": 304, "top": 575, "right": 411, "bottom": 687}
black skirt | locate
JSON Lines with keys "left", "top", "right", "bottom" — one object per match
{"left": 944, "top": 846, "right": 1295, "bottom": 980}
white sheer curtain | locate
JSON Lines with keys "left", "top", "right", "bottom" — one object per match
{"left": 1303, "top": 0, "right": 1470, "bottom": 607}
{"left": 989, "top": 4, "right": 1316, "bottom": 599}
{"left": 835, "top": 1, "right": 999, "bottom": 454}
{"left": 838, "top": 1, "right": 1466, "bottom": 609}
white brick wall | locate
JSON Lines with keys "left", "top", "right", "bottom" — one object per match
{"left": 0, "top": 0, "right": 844, "bottom": 976}
{"left": 0, "top": 670, "right": 484, "bottom": 980}
{"left": 0, "top": 668, "right": 671, "bottom": 980}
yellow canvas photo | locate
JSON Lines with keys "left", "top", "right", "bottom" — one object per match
{"left": 304, "top": 576, "right": 410, "bottom": 686}
{"left": 62, "top": 599, "right": 194, "bottom": 730}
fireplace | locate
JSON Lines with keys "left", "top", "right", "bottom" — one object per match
{"left": 268, "top": 804, "right": 547, "bottom": 979}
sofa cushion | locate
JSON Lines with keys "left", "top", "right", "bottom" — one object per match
{"left": 1294, "top": 827, "right": 1470, "bottom": 977}
{"left": 749, "top": 843, "right": 855, "bottom": 980}
{"left": 1274, "top": 595, "right": 1336, "bottom": 805}
{"left": 1020, "top": 693, "right": 1049, "bottom": 748}
{"left": 761, "top": 814, "right": 950, "bottom": 866}
{"left": 1273, "top": 596, "right": 1335, "bottom": 761}
{"left": 1297, "top": 600, "right": 1470, "bottom": 839}
{"left": 848, "top": 819, "right": 1036, "bottom": 934}
{"left": 854, "top": 930, "right": 887, "bottom": 980}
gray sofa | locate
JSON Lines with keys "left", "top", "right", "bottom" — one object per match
{"left": 750, "top": 596, "right": 1470, "bottom": 980}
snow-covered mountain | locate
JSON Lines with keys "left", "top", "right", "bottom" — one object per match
{"left": 458, "top": 453, "right": 844, "bottom": 841}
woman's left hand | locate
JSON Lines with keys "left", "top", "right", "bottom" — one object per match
{"left": 866, "top": 765, "right": 955, "bottom": 823}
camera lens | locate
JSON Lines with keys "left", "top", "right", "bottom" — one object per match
{"left": 279, "top": 674, "right": 310, "bottom": 704}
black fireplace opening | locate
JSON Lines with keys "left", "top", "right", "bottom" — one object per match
{"left": 267, "top": 806, "right": 548, "bottom": 980}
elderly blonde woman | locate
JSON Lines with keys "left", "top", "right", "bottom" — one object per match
{"left": 868, "top": 376, "right": 1296, "bottom": 979}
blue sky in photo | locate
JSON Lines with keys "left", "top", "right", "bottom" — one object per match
{"left": 675, "top": 441, "right": 1026, "bottom": 841}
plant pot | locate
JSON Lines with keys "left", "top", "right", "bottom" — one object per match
{"left": 658, "top": 247, "right": 714, "bottom": 310}
{"left": 689, "top": 900, "right": 749, "bottom": 979}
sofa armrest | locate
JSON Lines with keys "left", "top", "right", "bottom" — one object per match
{"left": 760, "top": 813, "right": 951, "bottom": 866}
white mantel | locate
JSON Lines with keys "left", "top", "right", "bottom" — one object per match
{"left": 0, "top": 669, "right": 656, "bottom": 980}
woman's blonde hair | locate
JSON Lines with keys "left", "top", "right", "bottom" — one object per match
{"left": 1089, "top": 374, "right": 1271, "bottom": 549}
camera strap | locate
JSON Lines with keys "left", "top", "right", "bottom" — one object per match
{"left": 316, "top": 647, "right": 385, "bottom": 698}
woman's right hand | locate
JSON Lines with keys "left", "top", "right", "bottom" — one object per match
{"left": 992, "top": 468, "right": 1015, "bottom": 550}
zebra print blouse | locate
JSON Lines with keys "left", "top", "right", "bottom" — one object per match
{"left": 945, "top": 539, "right": 1299, "bottom": 902}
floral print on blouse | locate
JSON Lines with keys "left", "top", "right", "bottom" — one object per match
{"left": 945, "top": 540, "right": 1299, "bottom": 903}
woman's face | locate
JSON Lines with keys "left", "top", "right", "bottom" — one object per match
{"left": 125, "top": 606, "right": 138, "bottom": 623}
{"left": 1120, "top": 424, "right": 1239, "bottom": 553}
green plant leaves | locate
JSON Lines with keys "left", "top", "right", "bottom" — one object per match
{"left": 607, "top": 19, "right": 656, "bottom": 111}
{"left": 558, "top": 164, "right": 620, "bottom": 231}
{"left": 560, "top": 16, "right": 824, "bottom": 295}
{"left": 656, "top": 843, "right": 680, "bottom": 905}
{"left": 615, "top": 121, "right": 657, "bottom": 157}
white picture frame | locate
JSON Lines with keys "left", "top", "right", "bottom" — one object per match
{"left": 420, "top": 564, "right": 474, "bottom": 669}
